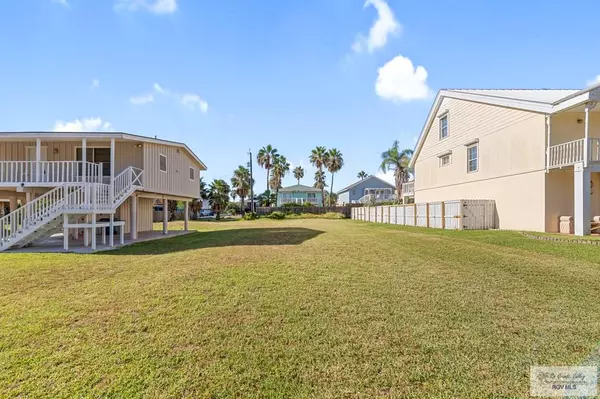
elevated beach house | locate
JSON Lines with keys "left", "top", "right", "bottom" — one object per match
{"left": 409, "top": 85, "right": 600, "bottom": 235}
{"left": 336, "top": 175, "right": 396, "bottom": 204}
{"left": 276, "top": 184, "right": 322, "bottom": 206}
{"left": 0, "top": 131, "right": 206, "bottom": 251}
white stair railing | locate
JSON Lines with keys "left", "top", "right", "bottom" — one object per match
{"left": 113, "top": 167, "right": 144, "bottom": 204}
{"left": 0, "top": 166, "right": 144, "bottom": 250}
{"left": 0, "top": 186, "right": 65, "bottom": 246}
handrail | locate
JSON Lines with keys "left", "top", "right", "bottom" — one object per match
{"left": 0, "top": 185, "right": 65, "bottom": 245}
{"left": 113, "top": 167, "right": 144, "bottom": 203}
{"left": 548, "top": 139, "right": 585, "bottom": 168}
{"left": 0, "top": 165, "right": 144, "bottom": 248}
{"left": 0, "top": 161, "right": 102, "bottom": 184}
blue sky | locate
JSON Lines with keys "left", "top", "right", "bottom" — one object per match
{"left": 1, "top": 0, "right": 600, "bottom": 194}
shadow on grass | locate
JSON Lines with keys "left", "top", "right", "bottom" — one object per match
{"left": 100, "top": 227, "right": 324, "bottom": 255}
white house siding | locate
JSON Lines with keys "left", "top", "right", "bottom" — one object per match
{"left": 414, "top": 97, "right": 548, "bottom": 232}
{"left": 142, "top": 142, "right": 200, "bottom": 199}
{"left": 117, "top": 196, "right": 154, "bottom": 234}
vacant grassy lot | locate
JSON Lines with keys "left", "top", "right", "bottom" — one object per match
{"left": 2, "top": 220, "right": 600, "bottom": 398}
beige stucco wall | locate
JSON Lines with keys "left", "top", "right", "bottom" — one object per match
{"left": 544, "top": 168, "right": 600, "bottom": 233}
{"left": 414, "top": 97, "right": 548, "bottom": 231}
{"left": 549, "top": 112, "right": 600, "bottom": 145}
{"left": 142, "top": 142, "right": 201, "bottom": 199}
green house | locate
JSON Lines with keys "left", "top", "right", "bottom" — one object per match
{"left": 277, "top": 184, "right": 323, "bottom": 207}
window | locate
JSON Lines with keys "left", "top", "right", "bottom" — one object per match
{"left": 439, "top": 115, "right": 448, "bottom": 140}
{"left": 439, "top": 154, "right": 451, "bottom": 167}
{"left": 467, "top": 144, "right": 478, "bottom": 173}
{"left": 159, "top": 154, "right": 167, "bottom": 172}
{"left": 189, "top": 167, "right": 195, "bottom": 180}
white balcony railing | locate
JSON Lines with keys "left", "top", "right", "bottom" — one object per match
{"left": 548, "top": 138, "right": 600, "bottom": 169}
{"left": 0, "top": 161, "right": 102, "bottom": 184}
{"left": 402, "top": 181, "right": 415, "bottom": 197}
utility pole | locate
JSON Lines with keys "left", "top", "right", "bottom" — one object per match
{"left": 248, "top": 149, "right": 254, "bottom": 213}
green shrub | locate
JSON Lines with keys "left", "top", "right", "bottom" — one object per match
{"left": 243, "top": 212, "right": 257, "bottom": 221}
{"left": 285, "top": 212, "right": 346, "bottom": 220}
{"left": 269, "top": 211, "right": 286, "bottom": 220}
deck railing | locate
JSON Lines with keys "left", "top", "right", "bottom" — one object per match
{"left": 547, "top": 138, "right": 600, "bottom": 169}
{"left": 402, "top": 181, "right": 415, "bottom": 197}
{"left": 0, "top": 161, "right": 102, "bottom": 184}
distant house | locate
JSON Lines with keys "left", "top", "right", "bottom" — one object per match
{"left": 277, "top": 184, "right": 323, "bottom": 206}
{"left": 337, "top": 175, "right": 396, "bottom": 204}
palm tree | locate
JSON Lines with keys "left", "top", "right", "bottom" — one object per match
{"left": 256, "top": 145, "right": 278, "bottom": 191}
{"left": 325, "top": 148, "right": 344, "bottom": 206}
{"left": 357, "top": 171, "right": 368, "bottom": 180}
{"left": 310, "top": 146, "right": 329, "bottom": 206}
{"left": 270, "top": 155, "right": 290, "bottom": 200}
{"left": 379, "top": 140, "right": 413, "bottom": 202}
{"left": 313, "top": 169, "right": 327, "bottom": 206}
{"left": 208, "top": 179, "right": 231, "bottom": 220}
{"left": 293, "top": 166, "right": 304, "bottom": 185}
{"left": 231, "top": 165, "right": 252, "bottom": 213}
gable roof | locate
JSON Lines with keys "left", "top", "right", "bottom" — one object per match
{"left": 409, "top": 84, "right": 600, "bottom": 168}
{"left": 278, "top": 184, "right": 321, "bottom": 193}
{"left": 337, "top": 175, "right": 395, "bottom": 194}
{"left": 0, "top": 131, "right": 207, "bottom": 170}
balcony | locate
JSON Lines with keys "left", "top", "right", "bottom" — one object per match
{"left": 0, "top": 161, "right": 103, "bottom": 185}
{"left": 548, "top": 138, "right": 600, "bottom": 169}
{"left": 402, "top": 181, "right": 415, "bottom": 197}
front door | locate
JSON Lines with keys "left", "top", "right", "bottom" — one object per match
{"left": 25, "top": 146, "right": 47, "bottom": 161}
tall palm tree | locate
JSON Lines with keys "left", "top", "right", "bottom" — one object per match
{"left": 313, "top": 170, "right": 327, "bottom": 206}
{"left": 270, "top": 155, "right": 290, "bottom": 200}
{"left": 325, "top": 148, "right": 344, "bottom": 206}
{"left": 310, "top": 146, "right": 329, "bottom": 206}
{"left": 379, "top": 140, "right": 413, "bottom": 202}
{"left": 293, "top": 166, "right": 304, "bottom": 185}
{"left": 231, "top": 165, "right": 252, "bottom": 213}
{"left": 357, "top": 171, "right": 368, "bottom": 180}
{"left": 208, "top": 179, "right": 231, "bottom": 220}
{"left": 256, "top": 145, "right": 278, "bottom": 191}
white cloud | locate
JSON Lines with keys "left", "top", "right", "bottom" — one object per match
{"left": 587, "top": 75, "right": 600, "bottom": 87}
{"left": 375, "top": 55, "right": 430, "bottom": 102}
{"left": 132, "top": 83, "right": 208, "bottom": 113}
{"left": 53, "top": 0, "right": 69, "bottom": 7}
{"left": 91, "top": 79, "right": 100, "bottom": 89}
{"left": 181, "top": 94, "right": 208, "bottom": 113}
{"left": 115, "top": 0, "right": 177, "bottom": 14}
{"left": 53, "top": 117, "right": 113, "bottom": 132}
{"left": 153, "top": 82, "right": 169, "bottom": 95}
{"left": 129, "top": 93, "right": 154, "bottom": 105}
{"left": 353, "top": 0, "right": 400, "bottom": 54}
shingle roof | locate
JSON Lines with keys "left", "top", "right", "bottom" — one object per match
{"left": 337, "top": 175, "right": 395, "bottom": 194}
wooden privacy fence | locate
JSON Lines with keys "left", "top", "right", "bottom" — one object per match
{"left": 351, "top": 200, "right": 496, "bottom": 230}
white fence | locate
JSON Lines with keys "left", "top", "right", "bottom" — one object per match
{"left": 351, "top": 200, "right": 496, "bottom": 230}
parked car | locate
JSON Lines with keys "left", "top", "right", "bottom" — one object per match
{"left": 200, "top": 209, "right": 214, "bottom": 217}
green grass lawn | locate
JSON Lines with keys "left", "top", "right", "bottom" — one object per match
{"left": 2, "top": 220, "right": 600, "bottom": 398}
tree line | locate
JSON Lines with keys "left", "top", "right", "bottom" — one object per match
{"left": 198, "top": 140, "right": 412, "bottom": 219}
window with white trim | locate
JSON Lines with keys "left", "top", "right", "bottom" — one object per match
{"left": 439, "top": 154, "right": 451, "bottom": 167}
{"left": 189, "top": 167, "right": 195, "bottom": 180}
{"left": 467, "top": 144, "right": 478, "bottom": 173}
{"left": 439, "top": 115, "right": 448, "bottom": 140}
{"left": 159, "top": 154, "right": 167, "bottom": 172}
